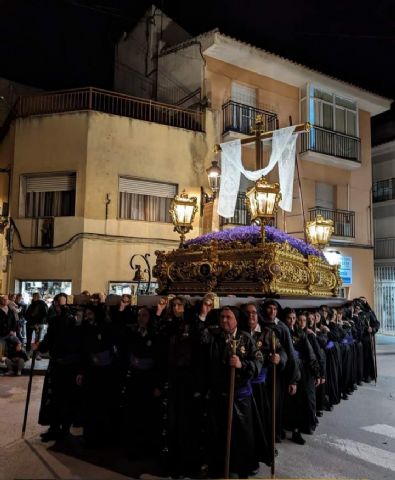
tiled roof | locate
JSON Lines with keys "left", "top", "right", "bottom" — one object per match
{"left": 161, "top": 29, "right": 392, "bottom": 103}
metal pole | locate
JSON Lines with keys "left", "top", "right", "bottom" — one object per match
{"left": 271, "top": 331, "right": 276, "bottom": 478}
{"left": 22, "top": 350, "right": 36, "bottom": 438}
{"left": 224, "top": 339, "right": 237, "bottom": 479}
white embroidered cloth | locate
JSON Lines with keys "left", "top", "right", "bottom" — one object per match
{"left": 217, "top": 125, "right": 297, "bottom": 218}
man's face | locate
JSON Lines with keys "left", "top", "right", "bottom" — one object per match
{"left": 245, "top": 304, "right": 258, "bottom": 331}
{"left": 285, "top": 312, "right": 296, "bottom": 328}
{"left": 265, "top": 304, "right": 277, "bottom": 321}
{"left": 58, "top": 296, "right": 67, "bottom": 306}
{"left": 122, "top": 295, "right": 131, "bottom": 305}
{"left": 1, "top": 296, "right": 9, "bottom": 307}
{"left": 172, "top": 299, "right": 184, "bottom": 317}
{"left": 297, "top": 315, "right": 307, "bottom": 330}
{"left": 32, "top": 294, "right": 39, "bottom": 302}
{"left": 220, "top": 308, "right": 237, "bottom": 333}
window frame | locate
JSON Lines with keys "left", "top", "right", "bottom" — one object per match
{"left": 117, "top": 175, "right": 178, "bottom": 223}
{"left": 18, "top": 171, "right": 77, "bottom": 219}
{"left": 300, "top": 83, "right": 359, "bottom": 138}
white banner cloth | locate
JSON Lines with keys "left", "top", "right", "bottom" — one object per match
{"left": 217, "top": 125, "right": 297, "bottom": 218}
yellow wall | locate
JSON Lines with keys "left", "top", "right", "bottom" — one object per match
{"left": 6, "top": 110, "right": 215, "bottom": 293}
{"left": 205, "top": 57, "right": 300, "bottom": 127}
{"left": 335, "top": 246, "right": 375, "bottom": 305}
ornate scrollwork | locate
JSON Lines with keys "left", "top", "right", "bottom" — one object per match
{"left": 154, "top": 240, "right": 341, "bottom": 297}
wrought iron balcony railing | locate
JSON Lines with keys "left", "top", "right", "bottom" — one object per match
{"left": 300, "top": 125, "right": 361, "bottom": 163}
{"left": 222, "top": 100, "right": 278, "bottom": 136}
{"left": 15, "top": 87, "right": 204, "bottom": 132}
{"left": 375, "top": 238, "right": 395, "bottom": 259}
{"left": 220, "top": 193, "right": 251, "bottom": 226}
{"left": 373, "top": 178, "right": 395, "bottom": 203}
{"left": 220, "top": 193, "right": 276, "bottom": 227}
{"left": 309, "top": 207, "right": 355, "bottom": 238}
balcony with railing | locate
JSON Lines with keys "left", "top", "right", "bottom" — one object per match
{"left": 14, "top": 87, "right": 204, "bottom": 132}
{"left": 309, "top": 207, "right": 355, "bottom": 238}
{"left": 300, "top": 126, "right": 361, "bottom": 170}
{"left": 375, "top": 238, "right": 395, "bottom": 260}
{"left": 219, "top": 193, "right": 278, "bottom": 228}
{"left": 220, "top": 193, "right": 251, "bottom": 227}
{"left": 222, "top": 100, "right": 278, "bottom": 136}
{"left": 373, "top": 178, "right": 395, "bottom": 203}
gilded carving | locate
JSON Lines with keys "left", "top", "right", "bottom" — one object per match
{"left": 154, "top": 241, "right": 341, "bottom": 297}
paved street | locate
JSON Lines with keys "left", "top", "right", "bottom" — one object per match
{"left": 0, "top": 337, "right": 394, "bottom": 480}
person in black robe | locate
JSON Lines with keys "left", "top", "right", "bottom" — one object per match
{"left": 313, "top": 310, "right": 329, "bottom": 416}
{"left": 336, "top": 308, "right": 354, "bottom": 400}
{"left": 259, "top": 300, "right": 300, "bottom": 443}
{"left": 207, "top": 306, "right": 266, "bottom": 478}
{"left": 356, "top": 297, "right": 380, "bottom": 383}
{"left": 156, "top": 295, "right": 204, "bottom": 478}
{"left": 283, "top": 309, "right": 320, "bottom": 444}
{"left": 297, "top": 312, "right": 323, "bottom": 434}
{"left": 34, "top": 293, "right": 81, "bottom": 442}
{"left": 243, "top": 302, "right": 285, "bottom": 467}
{"left": 120, "top": 305, "right": 161, "bottom": 457}
{"left": 351, "top": 303, "right": 365, "bottom": 386}
{"left": 325, "top": 308, "right": 345, "bottom": 404}
{"left": 78, "top": 304, "right": 119, "bottom": 446}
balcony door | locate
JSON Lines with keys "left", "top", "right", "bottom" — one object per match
{"left": 316, "top": 182, "right": 335, "bottom": 210}
{"left": 231, "top": 83, "right": 257, "bottom": 133}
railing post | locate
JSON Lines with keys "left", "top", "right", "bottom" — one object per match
{"left": 88, "top": 87, "right": 93, "bottom": 110}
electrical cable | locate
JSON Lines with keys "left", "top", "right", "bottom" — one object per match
{"left": 9, "top": 218, "right": 178, "bottom": 254}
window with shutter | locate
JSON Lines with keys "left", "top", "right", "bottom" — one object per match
{"left": 118, "top": 177, "right": 177, "bottom": 222}
{"left": 20, "top": 173, "right": 76, "bottom": 218}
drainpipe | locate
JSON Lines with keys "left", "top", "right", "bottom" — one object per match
{"left": 105, "top": 193, "right": 111, "bottom": 235}
{"left": 347, "top": 183, "right": 350, "bottom": 211}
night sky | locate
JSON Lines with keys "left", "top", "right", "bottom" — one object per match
{"left": 1, "top": 0, "right": 394, "bottom": 100}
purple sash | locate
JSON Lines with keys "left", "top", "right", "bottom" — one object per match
{"left": 294, "top": 350, "right": 300, "bottom": 359}
{"left": 235, "top": 382, "right": 253, "bottom": 399}
{"left": 251, "top": 367, "right": 268, "bottom": 385}
{"left": 326, "top": 341, "right": 335, "bottom": 350}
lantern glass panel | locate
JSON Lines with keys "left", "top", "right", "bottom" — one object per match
{"left": 175, "top": 203, "right": 194, "bottom": 224}
{"left": 246, "top": 189, "right": 257, "bottom": 217}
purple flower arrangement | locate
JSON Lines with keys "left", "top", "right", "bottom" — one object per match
{"left": 185, "top": 225, "right": 324, "bottom": 259}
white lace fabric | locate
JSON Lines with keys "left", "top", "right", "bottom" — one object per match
{"left": 217, "top": 126, "right": 297, "bottom": 218}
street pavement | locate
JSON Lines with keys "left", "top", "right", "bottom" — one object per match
{"left": 0, "top": 337, "right": 394, "bottom": 480}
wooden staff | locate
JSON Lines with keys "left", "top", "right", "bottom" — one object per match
{"left": 224, "top": 338, "right": 238, "bottom": 479}
{"left": 271, "top": 331, "right": 277, "bottom": 479}
{"left": 22, "top": 349, "right": 37, "bottom": 438}
{"left": 371, "top": 332, "right": 378, "bottom": 385}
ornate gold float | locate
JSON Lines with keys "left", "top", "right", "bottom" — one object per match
{"left": 154, "top": 228, "right": 341, "bottom": 297}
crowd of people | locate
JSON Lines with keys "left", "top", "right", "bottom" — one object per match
{"left": 0, "top": 292, "right": 50, "bottom": 374}
{"left": 1, "top": 291, "right": 380, "bottom": 478}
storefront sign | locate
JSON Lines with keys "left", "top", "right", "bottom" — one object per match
{"left": 339, "top": 255, "right": 352, "bottom": 286}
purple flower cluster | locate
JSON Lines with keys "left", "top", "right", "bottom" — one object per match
{"left": 185, "top": 225, "right": 324, "bottom": 259}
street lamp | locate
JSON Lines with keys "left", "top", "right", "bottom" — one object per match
{"left": 169, "top": 190, "right": 198, "bottom": 246}
{"left": 246, "top": 176, "right": 282, "bottom": 242}
{"left": 206, "top": 158, "right": 221, "bottom": 195}
{"left": 305, "top": 214, "right": 334, "bottom": 250}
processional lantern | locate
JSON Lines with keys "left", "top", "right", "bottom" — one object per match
{"left": 169, "top": 190, "right": 198, "bottom": 246}
{"left": 305, "top": 214, "right": 334, "bottom": 249}
{"left": 206, "top": 157, "right": 221, "bottom": 195}
{"left": 324, "top": 249, "right": 341, "bottom": 266}
{"left": 246, "top": 176, "right": 282, "bottom": 241}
